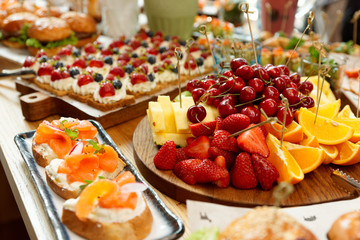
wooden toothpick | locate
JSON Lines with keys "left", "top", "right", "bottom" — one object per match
{"left": 175, "top": 48, "right": 183, "bottom": 108}
{"left": 185, "top": 39, "right": 194, "bottom": 81}
{"left": 239, "top": 3, "right": 258, "bottom": 65}
{"left": 286, "top": 11, "right": 314, "bottom": 67}
{"left": 199, "top": 25, "right": 219, "bottom": 75}
{"left": 280, "top": 98, "right": 289, "bottom": 148}
{"left": 351, "top": 10, "right": 360, "bottom": 45}
{"left": 315, "top": 65, "right": 331, "bottom": 124}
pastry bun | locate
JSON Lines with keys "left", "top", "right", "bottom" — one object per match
{"left": 219, "top": 206, "right": 317, "bottom": 240}
{"left": 27, "top": 17, "right": 71, "bottom": 42}
{"left": 328, "top": 211, "right": 360, "bottom": 240}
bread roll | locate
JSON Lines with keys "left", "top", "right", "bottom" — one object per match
{"left": 328, "top": 211, "right": 360, "bottom": 240}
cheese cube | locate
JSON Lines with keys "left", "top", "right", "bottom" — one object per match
{"left": 147, "top": 102, "right": 166, "bottom": 133}
{"left": 157, "top": 96, "right": 177, "bottom": 133}
{"left": 152, "top": 132, "right": 192, "bottom": 147}
{"left": 171, "top": 102, "right": 191, "bottom": 133}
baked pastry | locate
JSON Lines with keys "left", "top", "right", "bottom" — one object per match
{"left": 328, "top": 211, "right": 360, "bottom": 240}
{"left": 32, "top": 118, "right": 98, "bottom": 167}
{"left": 62, "top": 171, "right": 153, "bottom": 240}
{"left": 45, "top": 141, "right": 126, "bottom": 199}
{"left": 219, "top": 206, "right": 317, "bottom": 240}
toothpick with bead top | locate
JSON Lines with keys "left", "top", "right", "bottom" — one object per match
{"left": 315, "top": 64, "right": 331, "bottom": 124}
{"left": 239, "top": 3, "right": 258, "bottom": 65}
{"left": 280, "top": 98, "right": 289, "bottom": 148}
{"left": 199, "top": 25, "right": 219, "bottom": 75}
{"left": 185, "top": 39, "right": 194, "bottom": 81}
{"left": 175, "top": 47, "right": 183, "bottom": 108}
{"left": 286, "top": 11, "right": 314, "bottom": 67}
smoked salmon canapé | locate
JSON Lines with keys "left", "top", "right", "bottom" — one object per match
{"left": 45, "top": 141, "right": 126, "bottom": 199}
{"left": 61, "top": 172, "right": 153, "bottom": 240}
{"left": 32, "top": 117, "right": 98, "bottom": 167}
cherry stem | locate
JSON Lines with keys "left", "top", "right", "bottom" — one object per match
{"left": 235, "top": 96, "right": 265, "bottom": 107}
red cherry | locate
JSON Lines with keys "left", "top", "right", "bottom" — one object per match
{"left": 263, "top": 86, "right": 280, "bottom": 100}
{"left": 187, "top": 105, "right": 207, "bottom": 123}
{"left": 300, "top": 96, "right": 315, "bottom": 108}
{"left": 240, "top": 106, "right": 261, "bottom": 123}
{"left": 84, "top": 44, "right": 97, "bottom": 54}
{"left": 281, "top": 75, "right": 291, "bottom": 86}
{"left": 254, "top": 68, "right": 270, "bottom": 81}
{"left": 264, "top": 64, "right": 274, "bottom": 70}
{"left": 218, "top": 77, "right": 235, "bottom": 93}
{"left": 200, "top": 79, "right": 216, "bottom": 90}
{"left": 109, "top": 67, "right": 125, "bottom": 78}
{"left": 282, "top": 88, "right": 300, "bottom": 105}
{"left": 213, "top": 98, "right": 221, "bottom": 108}
{"left": 259, "top": 98, "right": 278, "bottom": 117}
{"left": 192, "top": 88, "right": 206, "bottom": 103}
{"left": 222, "top": 94, "right": 238, "bottom": 106}
{"left": 277, "top": 106, "right": 294, "bottom": 125}
{"left": 205, "top": 88, "right": 221, "bottom": 105}
{"left": 235, "top": 65, "right": 254, "bottom": 81}
{"left": 78, "top": 74, "right": 94, "bottom": 86}
{"left": 222, "top": 70, "right": 234, "bottom": 78}
{"left": 38, "top": 63, "right": 53, "bottom": 76}
{"left": 278, "top": 65, "right": 290, "bottom": 76}
{"left": 247, "top": 78, "right": 264, "bottom": 93}
{"left": 290, "top": 72, "right": 301, "bottom": 85}
{"left": 89, "top": 59, "right": 104, "bottom": 68}
{"left": 288, "top": 82, "right": 298, "bottom": 89}
{"left": 23, "top": 56, "right": 36, "bottom": 67}
{"left": 266, "top": 66, "right": 281, "bottom": 78}
{"left": 218, "top": 99, "right": 237, "bottom": 118}
{"left": 239, "top": 86, "right": 256, "bottom": 103}
{"left": 99, "top": 82, "right": 116, "bottom": 97}
{"left": 299, "top": 81, "right": 314, "bottom": 95}
{"left": 187, "top": 79, "right": 200, "bottom": 92}
{"left": 230, "top": 58, "right": 248, "bottom": 72}
{"left": 272, "top": 77, "right": 286, "bottom": 93}
{"left": 230, "top": 81, "right": 245, "bottom": 93}
{"left": 72, "top": 58, "right": 87, "bottom": 69}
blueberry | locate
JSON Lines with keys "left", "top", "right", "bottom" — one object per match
{"left": 179, "top": 40, "right": 186, "bottom": 46}
{"left": 147, "top": 31, "right": 154, "bottom": 37}
{"left": 69, "top": 67, "right": 80, "bottom": 78}
{"left": 171, "top": 66, "right": 178, "bottom": 74}
{"left": 93, "top": 73, "right": 103, "bottom": 82}
{"left": 97, "top": 44, "right": 104, "bottom": 50}
{"left": 159, "top": 46, "right": 167, "bottom": 54}
{"left": 147, "top": 73, "right": 155, "bottom": 82}
{"left": 112, "top": 48, "right": 119, "bottom": 54}
{"left": 141, "top": 41, "right": 148, "bottom": 48}
{"left": 104, "top": 56, "right": 113, "bottom": 65}
{"left": 54, "top": 61, "right": 64, "bottom": 69}
{"left": 86, "top": 55, "right": 94, "bottom": 61}
{"left": 125, "top": 64, "right": 134, "bottom": 74}
{"left": 113, "top": 79, "right": 123, "bottom": 89}
{"left": 38, "top": 55, "right": 48, "bottom": 63}
{"left": 124, "top": 39, "right": 130, "bottom": 44}
{"left": 72, "top": 49, "right": 81, "bottom": 57}
{"left": 164, "top": 35, "right": 170, "bottom": 41}
{"left": 147, "top": 55, "right": 156, "bottom": 65}
{"left": 196, "top": 57, "right": 204, "bottom": 66}
{"left": 131, "top": 52, "right": 138, "bottom": 58}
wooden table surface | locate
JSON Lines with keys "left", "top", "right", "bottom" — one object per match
{"left": 0, "top": 77, "right": 189, "bottom": 239}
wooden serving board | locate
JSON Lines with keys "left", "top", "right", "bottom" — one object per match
{"left": 133, "top": 117, "right": 360, "bottom": 207}
{"left": 15, "top": 79, "right": 185, "bottom": 129}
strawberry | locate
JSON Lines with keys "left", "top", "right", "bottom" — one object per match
{"left": 186, "top": 137, "right": 195, "bottom": 145}
{"left": 38, "top": 63, "right": 53, "bottom": 76}
{"left": 23, "top": 56, "right": 35, "bottom": 67}
{"left": 72, "top": 58, "right": 87, "bottom": 69}
{"left": 214, "top": 116, "right": 223, "bottom": 131}
{"left": 101, "top": 48, "right": 113, "bottom": 56}
{"left": 61, "top": 70, "right": 70, "bottom": 79}
{"left": 230, "top": 152, "right": 258, "bottom": 189}
{"left": 252, "top": 154, "right": 279, "bottom": 190}
{"left": 185, "top": 136, "right": 210, "bottom": 160}
{"left": 129, "top": 39, "right": 141, "bottom": 50}
{"left": 236, "top": 124, "right": 270, "bottom": 157}
{"left": 214, "top": 156, "right": 226, "bottom": 168}
{"left": 89, "top": 59, "right": 104, "bottom": 68}
{"left": 57, "top": 47, "right": 72, "bottom": 56}
{"left": 189, "top": 121, "right": 216, "bottom": 137}
{"left": 175, "top": 148, "right": 188, "bottom": 162}
{"left": 109, "top": 40, "right": 124, "bottom": 49}
{"left": 184, "top": 58, "right": 196, "bottom": 70}
{"left": 109, "top": 67, "right": 125, "bottom": 78}
{"left": 146, "top": 47, "right": 158, "bottom": 55}
{"left": 153, "top": 140, "right": 176, "bottom": 170}
{"left": 132, "top": 58, "right": 146, "bottom": 68}
{"left": 35, "top": 49, "right": 47, "bottom": 58}
{"left": 194, "top": 159, "right": 230, "bottom": 188}
{"left": 118, "top": 53, "right": 131, "bottom": 63}
{"left": 51, "top": 70, "right": 62, "bottom": 81}
{"left": 211, "top": 130, "right": 239, "bottom": 153}
{"left": 99, "top": 82, "right": 115, "bottom": 97}
{"left": 84, "top": 43, "right": 97, "bottom": 54}
{"left": 173, "top": 159, "right": 202, "bottom": 185}
{"left": 77, "top": 74, "right": 94, "bottom": 86}
{"left": 130, "top": 73, "right": 147, "bottom": 85}
{"left": 208, "top": 146, "right": 236, "bottom": 169}
{"left": 221, "top": 114, "right": 251, "bottom": 134}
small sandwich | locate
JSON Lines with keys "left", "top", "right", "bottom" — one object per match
{"left": 45, "top": 141, "right": 126, "bottom": 199}
{"left": 60, "top": 11, "right": 98, "bottom": 48}
{"left": 26, "top": 17, "right": 77, "bottom": 56}
{"left": 1, "top": 12, "right": 38, "bottom": 48}
{"left": 32, "top": 118, "right": 98, "bottom": 167}
{"left": 328, "top": 211, "right": 360, "bottom": 240}
{"left": 62, "top": 171, "right": 153, "bottom": 240}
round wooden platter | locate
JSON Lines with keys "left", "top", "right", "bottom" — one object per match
{"left": 133, "top": 117, "right": 360, "bottom": 207}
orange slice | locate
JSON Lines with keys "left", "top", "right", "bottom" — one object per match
{"left": 336, "top": 105, "right": 356, "bottom": 119}
{"left": 283, "top": 142, "right": 325, "bottom": 174}
{"left": 266, "top": 134, "right": 304, "bottom": 184}
{"left": 76, "top": 179, "right": 116, "bottom": 221}
{"left": 308, "top": 99, "right": 341, "bottom": 119}
{"left": 298, "top": 108, "right": 354, "bottom": 145}
{"left": 319, "top": 144, "right": 339, "bottom": 164}
{"left": 261, "top": 116, "right": 303, "bottom": 143}
{"left": 300, "top": 135, "right": 319, "bottom": 148}
{"left": 332, "top": 141, "right": 360, "bottom": 165}
{"left": 335, "top": 119, "right": 360, "bottom": 143}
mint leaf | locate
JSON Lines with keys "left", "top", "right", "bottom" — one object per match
{"left": 309, "top": 46, "right": 319, "bottom": 61}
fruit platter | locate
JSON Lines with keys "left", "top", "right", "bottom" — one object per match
{"left": 133, "top": 56, "right": 360, "bottom": 207}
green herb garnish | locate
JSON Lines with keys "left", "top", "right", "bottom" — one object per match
{"left": 285, "top": 36, "right": 304, "bottom": 50}
{"left": 87, "top": 140, "right": 105, "bottom": 154}
{"left": 60, "top": 120, "right": 79, "bottom": 140}
{"left": 26, "top": 32, "right": 77, "bottom": 49}
{"left": 79, "top": 179, "right": 93, "bottom": 191}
